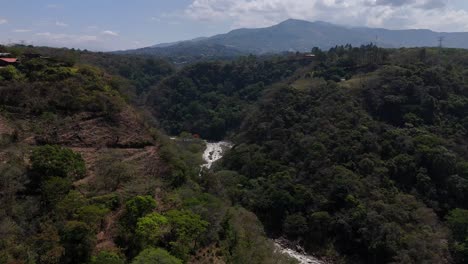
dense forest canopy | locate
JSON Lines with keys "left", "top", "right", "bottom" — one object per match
{"left": 1, "top": 44, "right": 468, "bottom": 264}
{"left": 218, "top": 46, "right": 468, "bottom": 263}
{"left": 0, "top": 45, "right": 294, "bottom": 264}
{"left": 146, "top": 57, "right": 307, "bottom": 139}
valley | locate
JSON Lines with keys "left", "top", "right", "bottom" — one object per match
{"left": 1, "top": 43, "right": 468, "bottom": 264}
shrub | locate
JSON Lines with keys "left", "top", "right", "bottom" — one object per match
{"left": 30, "top": 145, "right": 85, "bottom": 184}
{"left": 135, "top": 213, "right": 170, "bottom": 247}
{"left": 91, "top": 251, "right": 125, "bottom": 264}
{"left": 0, "top": 65, "right": 23, "bottom": 81}
{"left": 122, "top": 195, "right": 157, "bottom": 227}
{"left": 131, "top": 248, "right": 182, "bottom": 264}
{"left": 60, "top": 221, "right": 95, "bottom": 264}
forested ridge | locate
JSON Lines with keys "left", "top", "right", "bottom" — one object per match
{"left": 147, "top": 45, "right": 468, "bottom": 263}
{"left": 1, "top": 44, "right": 468, "bottom": 264}
{"left": 0, "top": 45, "right": 294, "bottom": 264}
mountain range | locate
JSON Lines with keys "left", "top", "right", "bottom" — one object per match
{"left": 118, "top": 19, "right": 468, "bottom": 57}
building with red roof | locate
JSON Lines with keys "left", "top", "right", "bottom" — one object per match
{"left": 0, "top": 58, "right": 18, "bottom": 67}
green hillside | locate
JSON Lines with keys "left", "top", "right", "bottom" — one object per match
{"left": 2, "top": 44, "right": 468, "bottom": 264}
{"left": 0, "top": 46, "right": 294, "bottom": 264}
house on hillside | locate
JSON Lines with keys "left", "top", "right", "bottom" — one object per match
{"left": 0, "top": 53, "right": 11, "bottom": 57}
{"left": 0, "top": 58, "right": 18, "bottom": 67}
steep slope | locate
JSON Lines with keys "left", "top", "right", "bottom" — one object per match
{"left": 144, "top": 46, "right": 468, "bottom": 263}
{"left": 0, "top": 46, "right": 299, "bottom": 264}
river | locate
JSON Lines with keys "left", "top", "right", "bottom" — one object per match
{"left": 200, "top": 141, "right": 233, "bottom": 171}
{"left": 274, "top": 239, "right": 325, "bottom": 264}
{"left": 200, "top": 141, "right": 326, "bottom": 264}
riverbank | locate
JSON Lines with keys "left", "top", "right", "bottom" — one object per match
{"left": 198, "top": 140, "right": 329, "bottom": 264}
{"left": 274, "top": 239, "right": 326, "bottom": 264}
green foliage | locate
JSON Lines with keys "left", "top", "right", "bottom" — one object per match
{"left": 76, "top": 205, "right": 109, "bottom": 231}
{"left": 220, "top": 68, "right": 460, "bottom": 262}
{"left": 60, "top": 221, "right": 95, "bottom": 264}
{"left": 307, "top": 211, "right": 331, "bottom": 246}
{"left": 55, "top": 190, "right": 87, "bottom": 219}
{"left": 0, "top": 65, "right": 23, "bottom": 81}
{"left": 30, "top": 145, "right": 85, "bottom": 184}
{"left": 131, "top": 248, "right": 182, "bottom": 264}
{"left": 91, "top": 251, "right": 125, "bottom": 264}
{"left": 158, "top": 139, "right": 200, "bottom": 187}
{"left": 283, "top": 213, "right": 308, "bottom": 239}
{"left": 219, "top": 207, "right": 297, "bottom": 264}
{"left": 123, "top": 195, "right": 157, "bottom": 227}
{"left": 79, "top": 54, "right": 174, "bottom": 96}
{"left": 6, "top": 45, "right": 468, "bottom": 264}
{"left": 165, "top": 210, "right": 209, "bottom": 260}
{"left": 0, "top": 54, "right": 127, "bottom": 118}
{"left": 90, "top": 193, "right": 121, "bottom": 211}
{"left": 147, "top": 59, "right": 302, "bottom": 139}
{"left": 136, "top": 213, "right": 170, "bottom": 247}
{"left": 447, "top": 209, "right": 468, "bottom": 263}
{"left": 40, "top": 176, "right": 72, "bottom": 206}
{"left": 33, "top": 222, "right": 64, "bottom": 264}
{"left": 0, "top": 156, "right": 27, "bottom": 215}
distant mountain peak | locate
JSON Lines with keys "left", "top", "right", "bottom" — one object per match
{"left": 277, "top": 18, "right": 312, "bottom": 26}
{"left": 278, "top": 19, "right": 334, "bottom": 26}
{"left": 119, "top": 19, "right": 468, "bottom": 56}
{"left": 279, "top": 18, "right": 308, "bottom": 24}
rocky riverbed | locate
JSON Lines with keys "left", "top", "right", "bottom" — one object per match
{"left": 274, "top": 239, "right": 325, "bottom": 264}
{"left": 200, "top": 141, "right": 233, "bottom": 170}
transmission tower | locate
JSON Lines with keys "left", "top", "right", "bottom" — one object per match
{"left": 438, "top": 36, "right": 445, "bottom": 49}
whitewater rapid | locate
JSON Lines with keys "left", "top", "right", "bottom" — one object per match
{"left": 199, "top": 140, "right": 327, "bottom": 264}
{"left": 274, "top": 239, "right": 325, "bottom": 264}
{"left": 200, "top": 141, "right": 233, "bottom": 170}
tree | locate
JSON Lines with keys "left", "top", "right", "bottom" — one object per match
{"left": 307, "top": 211, "right": 331, "bottom": 246}
{"left": 30, "top": 145, "right": 85, "bottom": 187}
{"left": 33, "top": 222, "right": 65, "bottom": 264}
{"left": 166, "top": 210, "right": 208, "bottom": 260}
{"left": 95, "top": 158, "right": 134, "bottom": 192}
{"left": 40, "top": 176, "right": 72, "bottom": 206}
{"left": 136, "top": 213, "right": 170, "bottom": 247}
{"left": 55, "top": 190, "right": 87, "bottom": 220}
{"left": 131, "top": 248, "right": 182, "bottom": 264}
{"left": 447, "top": 209, "right": 468, "bottom": 263}
{"left": 122, "top": 195, "right": 157, "bottom": 228}
{"left": 0, "top": 65, "right": 23, "bottom": 81}
{"left": 76, "top": 205, "right": 109, "bottom": 231}
{"left": 60, "top": 221, "right": 95, "bottom": 264}
{"left": 283, "top": 213, "right": 308, "bottom": 239}
{"left": 90, "top": 251, "right": 125, "bottom": 264}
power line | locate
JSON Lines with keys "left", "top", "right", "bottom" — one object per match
{"left": 438, "top": 36, "right": 445, "bottom": 49}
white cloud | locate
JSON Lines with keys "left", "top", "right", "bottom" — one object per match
{"left": 13, "top": 29, "right": 32, "bottom": 33}
{"left": 55, "top": 21, "right": 68, "bottom": 27}
{"left": 0, "top": 18, "right": 7, "bottom": 25}
{"left": 185, "top": 0, "right": 468, "bottom": 31}
{"left": 102, "top": 30, "right": 119, "bottom": 36}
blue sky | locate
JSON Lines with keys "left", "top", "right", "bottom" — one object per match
{"left": 1, "top": 0, "right": 468, "bottom": 51}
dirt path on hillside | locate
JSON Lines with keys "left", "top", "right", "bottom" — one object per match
{"left": 0, "top": 116, "right": 13, "bottom": 135}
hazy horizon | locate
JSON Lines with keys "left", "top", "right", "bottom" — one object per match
{"left": 2, "top": 0, "right": 468, "bottom": 51}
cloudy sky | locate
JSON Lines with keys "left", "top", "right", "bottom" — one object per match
{"left": 1, "top": 0, "right": 468, "bottom": 51}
